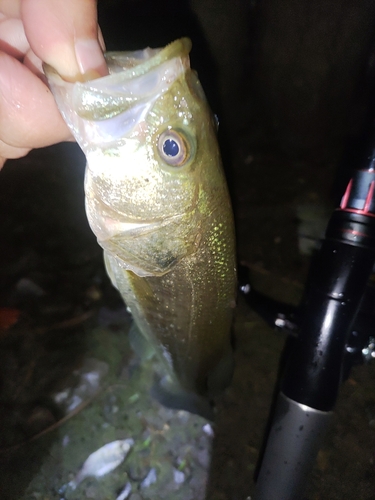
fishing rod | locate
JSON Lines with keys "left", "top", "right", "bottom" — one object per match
{"left": 239, "top": 126, "right": 375, "bottom": 499}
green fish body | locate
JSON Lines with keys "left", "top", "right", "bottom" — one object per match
{"left": 45, "top": 39, "right": 236, "bottom": 418}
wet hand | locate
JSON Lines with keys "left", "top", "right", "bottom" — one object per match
{"left": 0, "top": 0, "right": 108, "bottom": 168}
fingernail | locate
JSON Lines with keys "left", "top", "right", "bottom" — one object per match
{"left": 75, "top": 38, "right": 108, "bottom": 78}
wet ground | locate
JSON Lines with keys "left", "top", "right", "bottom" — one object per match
{"left": 0, "top": 134, "right": 374, "bottom": 500}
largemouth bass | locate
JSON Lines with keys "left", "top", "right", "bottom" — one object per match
{"left": 45, "top": 38, "right": 236, "bottom": 419}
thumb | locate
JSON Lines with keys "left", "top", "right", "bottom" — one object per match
{"left": 21, "top": 0, "right": 108, "bottom": 80}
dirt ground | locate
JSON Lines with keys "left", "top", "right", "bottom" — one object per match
{"left": 0, "top": 131, "right": 374, "bottom": 500}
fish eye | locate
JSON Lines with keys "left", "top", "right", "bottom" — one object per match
{"left": 157, "top": 129, "right": 189, "bottom": 167}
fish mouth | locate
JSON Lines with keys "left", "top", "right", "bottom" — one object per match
{"left": 44, "top": 38, "right": 193, "bottom": 150}
{"left": 44, "top": 38, "right": 192, "bottom": 123}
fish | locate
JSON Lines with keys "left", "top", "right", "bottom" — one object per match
{"left": 44, "top": 38, "right": 236, "bottom": 419}
{"left": 68, "top": 439, "right": 134, "bottom": 490}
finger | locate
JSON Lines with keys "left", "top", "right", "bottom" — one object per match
{"left": 0, "top": 0, "right": 21, "bottom": 18}
{"left": 0, "top": 139, "right": 29, "bottom": 167}
{"left": 0, "top": 52, "right": 72, "bottom": 149}
{"left": 0, "top": 18, "right": 29, "bottom": 59}
{"left": 21, "top": 0, "right": 108, "bottom": 80}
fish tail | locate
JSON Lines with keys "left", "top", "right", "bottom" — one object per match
{"left": 207, "top": 347, "right": 235, "bottom": 397}
{"left": 150, "top": 375, "right": 215, "bottom": 421}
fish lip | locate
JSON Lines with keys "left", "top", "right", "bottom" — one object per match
{"left": 102, "top": 38, "right": 192, "bottom": 81}
{"left": 44, "top": 38, "right": 191, "bottom": 85}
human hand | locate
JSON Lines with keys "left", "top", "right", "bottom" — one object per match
{"left": 0, "top": 0, "right": 108, "bottom": 169}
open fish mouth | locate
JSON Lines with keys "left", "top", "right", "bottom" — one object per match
{"left": 43, "top": 39, "right": 192, "bottom": 149}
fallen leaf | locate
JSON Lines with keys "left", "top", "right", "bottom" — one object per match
{"left": 0, "top": 307, "right": 21, "bottom": 333}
